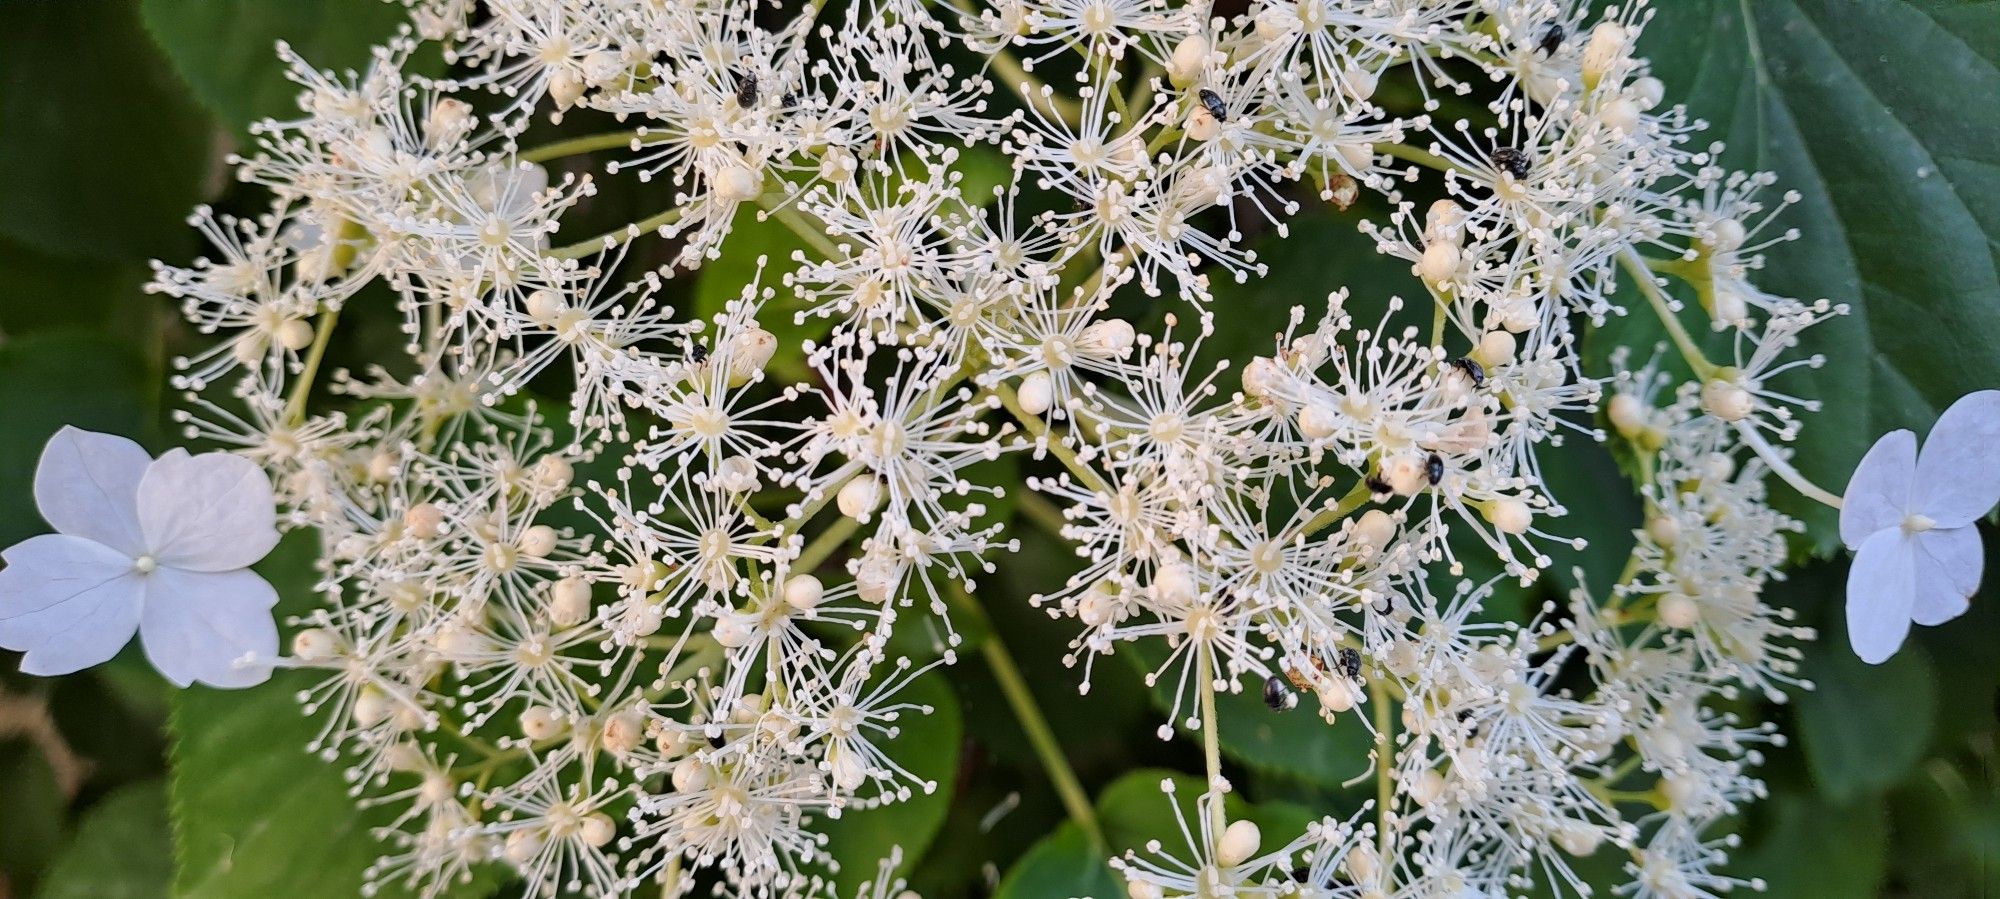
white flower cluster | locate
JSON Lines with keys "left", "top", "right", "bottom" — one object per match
{"left": 143, "top": 0, "right": 1843, "bottom": 896}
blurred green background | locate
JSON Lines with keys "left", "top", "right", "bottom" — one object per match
{"left": 1, "top": 1, "right": 1997, "bottom": 897}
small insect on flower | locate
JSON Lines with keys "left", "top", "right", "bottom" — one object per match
{"left": 735, "top": 71, "right": 759, "bottom": 109}
{"left": 1338, "top": 647, "right": 1362, "bottom": 682}
{"left": 1425, "top": 454, "right": 1445, "bottom": 486}
{"left": 1263, "top": 674, "right": 1298, "bottom": 711}
{"left": 1448, "top": 356, "right": 1486, "bottom": 388}
{"left": 1197, "top": 89, "right": 1228, "bottom": 123}
{"left": 1492, "top": 147, "right": 1532, "bottom": 179}
{"left": 1366, "top": 474, "right": 1392, "bottom": 496}
{"left": 687, "top": 340, "right": 709, "bottom": 364}
{"left": 1539, "top": 24, "right": 1566, "bottom": 56}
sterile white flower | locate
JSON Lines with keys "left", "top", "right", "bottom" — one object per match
{"left": 1840, "top": 390, "right": 2000, "bottom": 664}
{"left": 0, "top": 427, "right": 282, "bottom": 687}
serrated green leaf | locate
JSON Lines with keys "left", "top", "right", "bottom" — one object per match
{"left": 32, "top": 781, "right": 172, "bottom": 899}
{"left": 0, "top": 0, "right": 214, "bottom": 262}
{"left": 816, "top": 670, "right": 963, "bottom": 896}
{"left": 993, "top": 822, "right": 1120, "bottom": 899}
{"left": 167, "top": 533, "right": 500, "bottom": 899}
{"left": 139, "top": 0, "right": 416, "bottom": 132}
{"left": 1629, "top": 0, "right": 2000, "bottom": 555}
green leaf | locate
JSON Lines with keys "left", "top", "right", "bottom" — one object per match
{"left": 1124, "top": 643, "right": 1376, "bottom": 792}
{"left": 32, "top": 781, "right": 173, "bottom": 899}
{"left": 0, "top": 239, "right": 162, "bottom": 340}
{"left": 1787, "top": 559, "right": 1940, "bottom": 803}
{"left": 0, "top": 744, "right": 67, "bottom": 897}
{"left": 0, "top": 333, "right": 155, "bottom": 549}
{"left": 1095, "top": 768, "right": 1315, "bottom": 859}
{"left": 691, "top": 207, "right": 827, "bottom": 384}
{"left": 1631, "top": 0, "right": 2000, "bottom": 554}
{"left": 992, "top": 822, "right": 1120, "bottom": 899}
{"left": 817, "top": 669, "right": 963, "bottom": 896}
{"left": 1728, "top": 792, "right": 1889, "bottom": 898}
{"left": 0, "top": 0, "right": 214, "bottom": 262}
{"left": 166, "top": 533, "right": 499, "bottom": 899}
{"left": 139, "top": 0, "right": 416, "bottom": 132}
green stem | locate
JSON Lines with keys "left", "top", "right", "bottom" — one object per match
{"left": 519, "top": 129, "right": 652, "bottom": 164}
{"left": 1617, "top": 248, "right": 1717, "bottom": 380}
{"left": 283, "top": 309, "right": 340, "bottom": 426}
{"left": 1371, "top": 674, "right": 1393, "bottom": 867}
{"left": 792, "top": 514, "right": 861, "bottom": 574}
{"left": 548, "top": 207, "right": 685, "bottom": 260}
{"left": 950, "top": 584, "right": 1107, "bottom": 850}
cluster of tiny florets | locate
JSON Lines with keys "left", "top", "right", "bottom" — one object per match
{"left": 146, "top": 0, "right": 1838, "bottom": 896}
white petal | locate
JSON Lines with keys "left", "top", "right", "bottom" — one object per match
{"left": 1911, "top": 526, "right": 1981, "bottom": 627}
{"left": 138, "top": 567, "right": 278, "bottom": 688}
{"left": 0, "top": 534, "right": 143, "bottom": 675}
{"left": 1914, "top": 390, "right": 2000, "bottom": 527}
{"left": 136, "top": 449, "right": 280, "bottom": 572}
{"left": 1839, "top": 429, "right": 1915, "bottom": 550}
{"left": 1846, "top": 528, "right": 1917, "bottom": 665}
{"left": 34, "top": 427, "right": 152, "bottom": 555}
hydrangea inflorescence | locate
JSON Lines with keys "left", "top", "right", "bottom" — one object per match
{"left": 139, "top": 0, "right": 1846, "bottom": 895}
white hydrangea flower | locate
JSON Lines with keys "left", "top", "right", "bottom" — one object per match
{"left": 0, "top": 427, "right": 282, "bottom": 687}
{"left": 1840, "top": 390, "right": 2000, "bottom": 663}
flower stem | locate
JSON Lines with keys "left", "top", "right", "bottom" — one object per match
{"left": 1732, "top": 420, "right": 1845, "bottom": 509}
{"left": 949, "top": 583, "right": 1106, "bottom": 850}
{"left": 283, "top": 308, "right": 340, "bottom": 426}
{"left": 1617, "top": 248, "right": 1717, "bottom": 380}
{"left": 548, "top": 207, "right": 685, "bottom": 260}
{"left": 518, "top": 129, "right": 652, "bottom": 164}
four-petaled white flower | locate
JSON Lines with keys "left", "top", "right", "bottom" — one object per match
{"left": 1840, "top": 391, "right": 2000, "bottom": 664}
{"left": 0, "top": 427, "right": 282, "bottom": 687}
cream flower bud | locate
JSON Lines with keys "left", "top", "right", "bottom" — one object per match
{"left": 1418, "top": 241, "right": 1462, "bottom": 286}
{"left": 1078, "top": 319, "right": 1136, "bottom": 358}
{"left": 1700, "top": 379, "right": 1753, "bottom": 422}
{"left": 404, "top": 502, "right": 445, "bottom": 539}
{"left": 504, "top": 830, "right": 544, "bottom": 865}
{"left": 1631, "top": 75, "right": 1665, "bottom": 109}
{"left": 525, "top": 290, "right": 565, "bottom": 324}
{"left": 1410, "top": 769, "right": 1448, "bottom": 807}
{"left": 1352, "top": 509, "right": 1396, "bottom": 555}
{"left": 1557, "top": 824, "right": 1602, "bottom": 857}
{"left": 366, "top": 451, "right": 398, "bottom": 483}
{"left": 1126, "top": 879, "right": 1164, "bottom": 899}
{"left": 1472, "top": 330, "right": 1516, "bottom": 369}
{"left": 820, "top": 147, "right": 857, "bottom": 183}
{"left": 1316, "top": 677, "right": 1357, "bottom": 713}
{"left": 1601, "top": 97, "right": 1641, "bottom": 132}
{"left": 1241, "top": 356, "right": 1282, "bottom": 401}
{"left": 1186, "top": 106, "right": 1222, "bottom": 142}
{"left": 549, "top": 576, "right": 592, "bottom": 626}
{"left": 291, "top": 627, "right": 337, "bottom": 661}
{"left": 1337, "top": 142, "right": 1375, "bottom": 172}
{"left": 672, "top": 757, "right": 710, "bottom": 792}
{"left": 534, "top": 455, "right": 573, "bottom": 492}
{"left": 580, "top": 813, "right": 617, "bottom": 848}
{"left": 1382, "top": 455, "right": 1426, "bottom": 496}
{"left": 1646, "top": 514, "right": 1681, "bottom": 548}
{"left": 828, "top": 744, "right": 868, "bottom": 790}
{"left": 1483, "top": 498, "right": 1533, "bottom": 535}
{"left": 1607, "top": 393, "right": 1648, "bottom": 438}
{"left": 1017, "top": 371, "right": 1055, "bottom": 416}
{"left": 1581, "top": 22, "right": 1628, "bottom": 85}
{"left": 602, "top": 709, "right": 646, "bottom": 754}
{"left": 1658, "top": 592, "right": 1700, "bottom": 629}
{"left": 519, "top": 524, "right": 559, "bottom": 558}
{"left": 1424, "top": 200, "right": 1467, "bottom": 246}
{"left": 1166, "top": 35, "right": 1208, "bottom": 87}
{"left": 275, "top": 318, "right": 317, "bottom": 352}
{"left": 1215, "top": 819, "right": 1261, "bottom": 867}
{"left": 713, "top": 164, "right": 763, "bottom": 202}
{"left": 550, "top": 70, "right": 586, "bottom": 110}
{"left": 424, "top": 98, "right": 475, "bottom": 149}
{"left": 715, "top": 456, "right": 761, "bottom": 494}
{"left": 1153, "top": 561, "right": 1197, "bottom": 605}
{"left": 1297, "top": 401, "right": 1341, "bottom": 440}
{"left": 783, "top": 574, "right": 824, "bottom": 610}
{"left": 727, "top": 327, "right": 777, "bottom": 382}
{"left": 712, "top": 610, "right": 759, "bottom": 648}
{"left": 837, "top": 477, "right": 884, "bottom": 520}
{"left": 519, "top": 706, "right": 564, "bottom": 741}
{"left": 1345, "top": 843, "right": 1378, "bottom": 882}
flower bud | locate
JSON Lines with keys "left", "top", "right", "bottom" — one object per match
{"left": 1483, "top": 499, "right": 1533, "bottom": 535}
{"left": 424, "top": 98, "right": 475, "bottom": 150}
{"left": 519, "top": 524, "right": 559, "bottom": 558}
{"left": 1607, "top": 393, "right": 1648, "bottom": 438}
{"left": 519, "top": 706, "right": 564, "bottom": 741}
{"left": 1472, "top": 330, "right": 1516, "bottom": 370}
{"left": 727, "top": 327, "right": 777, "bottom": 382}
{"left": 1297, "top": 401, "right": 1341, "bottom": 440}
{"left": 1316, "top": 677, "right": 1357, "bottom": 713}
{"left": 715, "top": 456, "right": 761, "bottom": 494}
{"left": 275, "top": 318, "right": 317, "bottom": 352}
{"left": 534, "top": 455, "right": 573, "bottom": 492}
{"left": 1700, "top": 379, "right": 1753, "bottom": 422}
{"left": 1351, "top": 509, "right": 1396, "bottom": 556}
{"left": 1418, "top": 241, "right": 1461, "bottom": 286}
{"left": 837, "top": 477, "right": 885, "bottom": 521}
{"left": 672, "top": 757, "right": 711, "bottom": 792}
{"left": 1078, "top": 319, "right": 1136, "bottom": 358}
{"left": 602, "top": 709, "right": 646, "bottom": 754}
{"left": 1153, "top": 561, "right": 1197, "bottom": 605}
{"left": 291, "top": 627, "right": 337, "bottom": 661}
{"left": 1186, "top": 106, "right": 1222, "bottom": 142}
{"left": 713, "top": 164, "right": 763, "bottom": 202}
{"left": 1581, "top": 23, "right": 1629, "bottom": 86}
{"left": 404, "top": 502, "right": 445, "bottom": 539}
{"left": 549, "top": 70, "right": 586, "bottom": 110}
{"left": 1659, "top": 592, "right": 1701, "bottom": 629}
{"left": 549, "top": 576, "right": 592, "bottom": 626}
{"left": 580, "top": 813, "right": 617, "bottom": 848}
{"left": 1166, "top": 35, "right": 1208, "bottom": 88}
{"left": 784, "top": 574, "right": 824, "bottom": 610}
{"left": 1215, "top": 819, "right": 1261, "bottom": 867}
{"left": 712, "top": 610, "right": 759, "bottom": 648}
{"left": 1241, "top": 356, "right": 1281, "bottom": 401}
{"left": 504, "top": 830, "right": 544, "bottom": 865}
{"left": 1017, "top": 371, "right": 1055, "bottom": 416}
